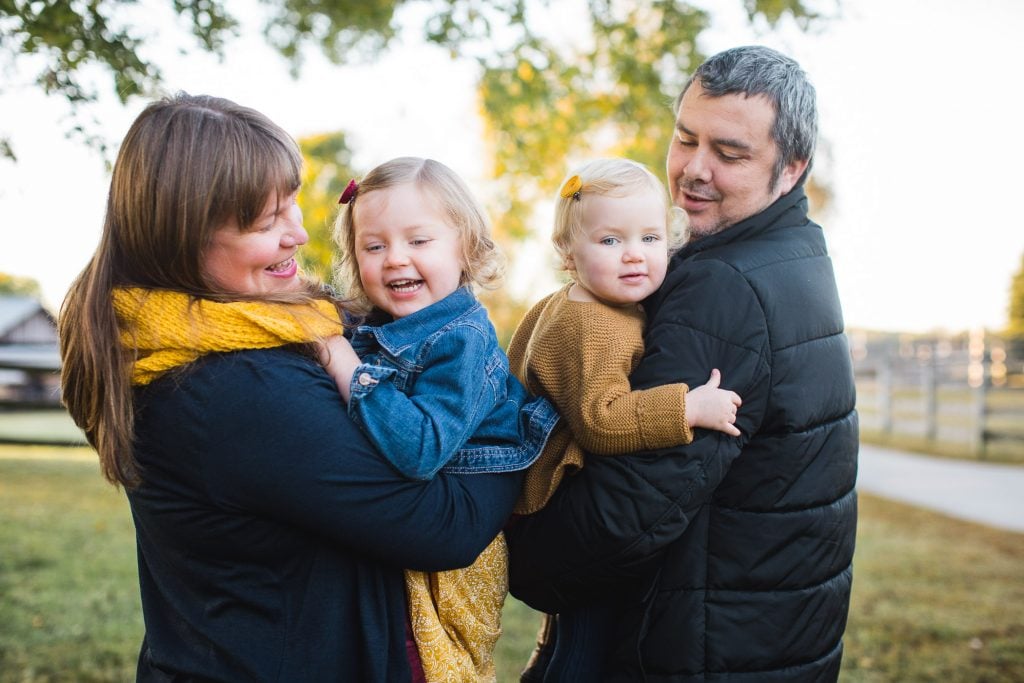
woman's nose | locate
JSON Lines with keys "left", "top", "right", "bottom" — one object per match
{"left": 281, "top": 224, "right": 309, "bottom": 248}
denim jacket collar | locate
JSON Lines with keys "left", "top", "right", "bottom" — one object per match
{"left": 357, "top": 286, "right": 480, "bottom": 354}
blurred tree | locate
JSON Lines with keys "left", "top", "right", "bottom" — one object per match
{"left": 466, "top": 0, "right": 833, "bottom": 330}
{"left": 2, "top": 0, "right": 833, "bottom": 168}
{"left": 4, "top": 0, "right": 836, "bottom": 335}
{"left": 1007, "top": 252, "right": 1024, "bottom": 359}
{"left": 0, "top": 272, "right": 42, "bottom": 297}
{"left": 296, "top": 131, "right": 358, "bottom": 283}
{"left": 0, "top": 0, "right": 398, "bottom": 160}
{"left": 470, "top": 0, "right": 833, "bottom": 244}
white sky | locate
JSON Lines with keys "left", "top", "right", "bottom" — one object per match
{"left": 1, "top": 0, "right": 1022, "bottom": 333}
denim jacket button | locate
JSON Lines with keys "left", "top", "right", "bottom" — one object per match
{"left": 357, "top": 372, "right": 376, "bottom": 387}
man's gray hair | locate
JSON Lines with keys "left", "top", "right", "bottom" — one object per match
{"left": 678, "top": 45, "right": 817, "bottom": 186}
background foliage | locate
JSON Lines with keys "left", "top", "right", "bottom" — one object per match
{"left": 2, "top": 0, "right": 832, "bottom": 324}
{"left": 1007, "top": 254, "right": 1024, "bottom": 356}
{"left": 0, "top": 272, "right": 41, "bottom": 297}
{"left": 295, "top": 131, "right": 358, "bottom": 283}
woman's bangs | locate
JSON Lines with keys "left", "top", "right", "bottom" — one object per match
{"left": 232, "top": 133, "right": 302, "bottom": 230}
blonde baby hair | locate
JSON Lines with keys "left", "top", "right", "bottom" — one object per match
{"left": 552, "top": 158, "right": 682, "bottom": 272}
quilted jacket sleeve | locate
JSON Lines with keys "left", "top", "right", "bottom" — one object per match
{"left": 506, "top": 259, "right": 771, "bottom": 612}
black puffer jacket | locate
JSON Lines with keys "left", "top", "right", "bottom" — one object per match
{"left": 506, "top": 184, "right": 858, "bottom": 682}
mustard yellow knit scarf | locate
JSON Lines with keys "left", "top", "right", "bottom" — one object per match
{"left": 112, "top": 287, "right": 343, "bottom": 386}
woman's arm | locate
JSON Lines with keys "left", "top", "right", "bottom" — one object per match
{"left": 193, "top": 348, "right": 522, "bottom": 571}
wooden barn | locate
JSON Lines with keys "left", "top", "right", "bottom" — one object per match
{"left": 0, "top": 295, "right": 61, "bottom": 406}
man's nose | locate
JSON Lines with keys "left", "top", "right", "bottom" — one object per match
{"left": 684, "top": 147, "right": 712, "bottom": 183}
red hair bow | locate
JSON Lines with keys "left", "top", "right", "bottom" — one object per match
{"left": 338, "top": 179, "right": 359, "bottom": 205}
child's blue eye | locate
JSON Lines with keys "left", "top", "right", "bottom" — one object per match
{"left": 600, "top": 237, "right": 619, "bottom": 246}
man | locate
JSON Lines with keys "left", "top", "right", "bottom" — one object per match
{"left": 506, "top": 45, "right": 858, "bottom": 681}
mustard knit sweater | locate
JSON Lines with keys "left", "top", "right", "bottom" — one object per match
{"left": 507, "top": 284, "right": 692, "bottom": 514}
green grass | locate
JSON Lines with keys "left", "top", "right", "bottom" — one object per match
{"left": 3, "top": 446, "right": 1023, "bottom": 682}
{"left": 841, "top": 495, "right": 1024, "bottom": 682}
{"left": 0, "top": 448, "right": 140, "bottom": 681}
{"left": 0, "top": 410, "right": 86, "bottom": 445}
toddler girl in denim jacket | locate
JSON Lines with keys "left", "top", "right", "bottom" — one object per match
{"left": 319, "top": 156, "right": 557, "bottom": 682}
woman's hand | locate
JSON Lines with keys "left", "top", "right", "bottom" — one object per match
{"left": 684, "top": 369, "right": 742, "bottom": 437}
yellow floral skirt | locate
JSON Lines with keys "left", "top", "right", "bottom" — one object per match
{"left": 405, "top": 532, "right": 507, "bottom": 682}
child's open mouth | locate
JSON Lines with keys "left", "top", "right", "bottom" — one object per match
{"left": 388, "top": 279, "right": 423, "bottom": 294}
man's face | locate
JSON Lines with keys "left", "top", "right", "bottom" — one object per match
{"left": 666, "top": 82, "right": 808, "bottom": 239}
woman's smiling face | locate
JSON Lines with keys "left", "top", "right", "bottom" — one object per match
{"left": 203, "top": 190, "right": 309, "bottom": 295}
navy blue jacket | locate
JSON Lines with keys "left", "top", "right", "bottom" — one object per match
{"left": 506, "top": 185, "right": 858, "bottom": 681}
{"left": 127, "top": 347, "right": 523, "bottom": 681}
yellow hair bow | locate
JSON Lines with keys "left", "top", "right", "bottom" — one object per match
{"left": 560, "top": 175, "right": 582, "bottom": 200}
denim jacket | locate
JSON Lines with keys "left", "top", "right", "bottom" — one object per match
{"left": 348, "top": 286, "right": 559, "bottom": 480}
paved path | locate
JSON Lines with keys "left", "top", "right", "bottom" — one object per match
{"left": 857, "top": 444, "right": 1024, "bottom": 533}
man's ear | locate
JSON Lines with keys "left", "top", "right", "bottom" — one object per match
{"left": 778, "top": 158, "right": 810, "bottom": 195}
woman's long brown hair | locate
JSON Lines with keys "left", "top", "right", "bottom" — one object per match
{"left": 59, "top": 93, "right": 311, "bottom": 488}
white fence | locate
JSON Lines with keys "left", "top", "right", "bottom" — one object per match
{"left": 851, "top": 329, "right": 1024, "bottom": 458}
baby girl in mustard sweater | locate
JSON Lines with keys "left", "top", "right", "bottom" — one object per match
{"left": 507, "top": 157, "right": 743, "bottom": 681}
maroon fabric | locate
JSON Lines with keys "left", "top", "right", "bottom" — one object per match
{"left": 405, "top": 612, "right": 427, "bottom": 683}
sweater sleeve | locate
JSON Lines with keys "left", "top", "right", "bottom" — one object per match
{"left": 525, "top": 294, "right": 692, "bottom": 455}
{"left": 184, "top": 349, "right": 523, "bottom": 572}
{"left": 506, "top": 262, "right": 770, "bottom": 612}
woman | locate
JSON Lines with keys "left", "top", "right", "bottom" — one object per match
{"left": 58, "top": 93, "right": 523, "bottom": 681}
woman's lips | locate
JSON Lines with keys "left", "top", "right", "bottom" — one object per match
{"left": 266, "top": 257, "right": 298, "bottom": 277}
